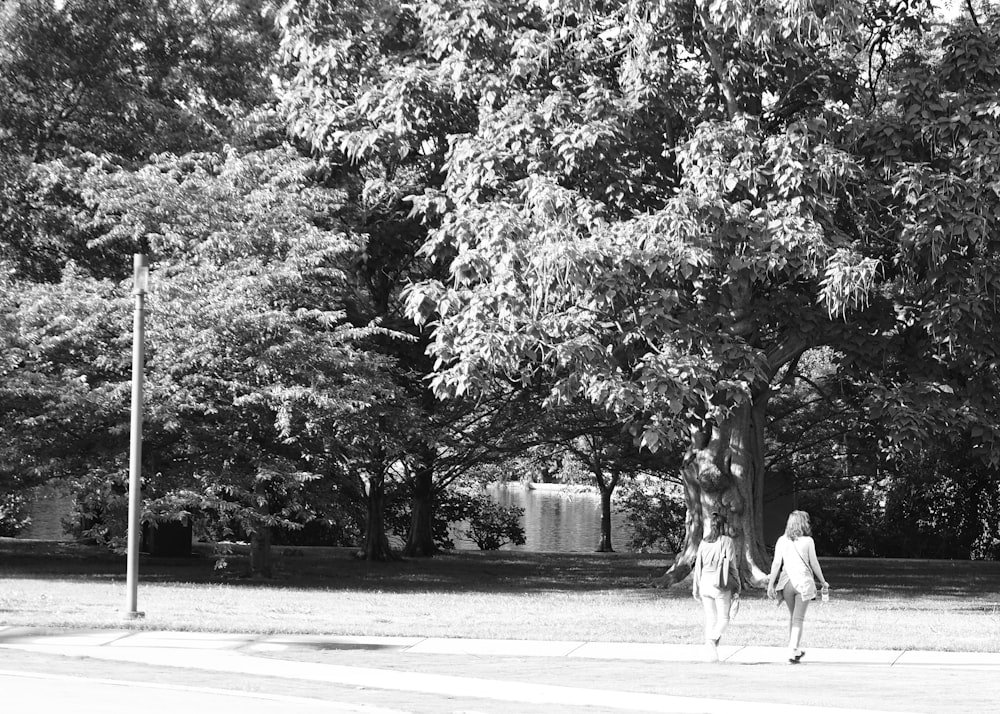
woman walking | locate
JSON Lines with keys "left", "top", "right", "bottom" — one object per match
{"left": 692, "top": 511, "right": 741, "bottom": 662}
{"left": 767, "top": 510, "right": 829, "bottom": 664}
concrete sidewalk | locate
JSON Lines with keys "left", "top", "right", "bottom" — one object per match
{"left": 6, "top": 627, "right": 1000, "bottom": 667}
{"left": 2, "top": 627, "right": 998, "bottom": 713}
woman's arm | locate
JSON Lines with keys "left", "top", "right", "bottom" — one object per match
{"left": 692, "top": 546, "right": 703, "bottom": 600}
{"left": 807, "top": 538, "right": 827, "bottom": 587}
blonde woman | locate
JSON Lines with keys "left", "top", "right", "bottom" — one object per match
{"left": 692, "top": 511, "right": 741, "bottom": 662}
{"left": 767, "top": 510, "right": 829, "bottom": 664}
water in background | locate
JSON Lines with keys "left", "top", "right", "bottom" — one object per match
{"left": 20, "top": 481, "right": 637, "bottom": 554}
{"left": 453, "top": 482, "right": 635, "bottom": 553}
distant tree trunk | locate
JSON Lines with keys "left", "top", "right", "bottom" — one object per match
{"left": 250, "top": 525, "right": 272, "bottom": 578}
{"left": 250, "top": 478, "right": 272, "bottom": 578}
{"left": 652, "top": 395, "right": 771, "bottom": 588}
{"left": 539, "top": 462, "right": 554, "bottom": 483}
{"left": 404, "top": 446, "right": 437, "bottom": 557}
{"left": 595, "top": 468, "right": 619, "bottom": 553}
{"left": 359, "top": 471, "right": 397, "bottom": 561}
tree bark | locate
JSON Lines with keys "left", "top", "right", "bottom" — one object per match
{"left": 403, "top": 450, "right": 437, "bottom": 557}
{"left": 249, "top": 524, "right": 272, "bottom": 578}
{"left": 249, "top": 478, "right": 272, "bottom": 578}
{"left": 651, "top": 395, "right": 771, "bottom": 588}
{"left": 697, "top": 8, "right": 739, "bottom": 120}
{"left": 595, "top": 468, "right": 619, "bottom": 553}
{"left": 359, "top": 472, "right": 397, "bottom": 561}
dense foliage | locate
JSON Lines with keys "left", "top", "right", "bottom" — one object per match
{"left": 3, "top": 0, "right": 1000, "bottom": 570}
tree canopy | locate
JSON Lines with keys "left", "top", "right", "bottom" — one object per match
{"left": 393, "top": 0, "right": 1000, "bottom": 579}
{"left": 3, "top": 0, "right": 1000, "bottom": 570}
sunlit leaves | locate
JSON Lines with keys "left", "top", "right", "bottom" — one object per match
{"left": 83, "top": 146, "right": 354, "bottom": 263}
{"left": 0, "top": 265, "right": 131, "bottom": 493}
{"left": 819, "top": 248, "right": 881, "bottom": 318}
{"left": 384, "top": 1, "right": 897, "bottom": 456}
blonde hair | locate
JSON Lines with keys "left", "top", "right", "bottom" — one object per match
{"left": 784, "top": 510, "right": 811, "bottom": 540}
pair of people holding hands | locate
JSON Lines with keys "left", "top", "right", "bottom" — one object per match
{"left": 693, "top": 510, "right": 829, "bottom": 663}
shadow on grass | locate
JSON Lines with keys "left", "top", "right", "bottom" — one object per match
{"left": 822, "top": 557, "right": 1000, "bottom": 600}
{"left": 0, "top": 538, "right": 680, "bottom": 595}
{"left": 2, "top": 539, "right": 998, "bottom": 600}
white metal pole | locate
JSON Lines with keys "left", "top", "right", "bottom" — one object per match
{"left": 124, "top": 253, "right": 148, "bottom": 619}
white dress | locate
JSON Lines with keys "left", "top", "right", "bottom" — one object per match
{"left": 773, "top": 535, "right": 818, "bottom": 600}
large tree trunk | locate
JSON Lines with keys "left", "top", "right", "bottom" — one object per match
{"left": 652, "top": 395, "right": 771, "bottom": 588}
{"left": 359, "top": 472, "right": 397, "bottom": 561}
{"left": 403, "top": 451, "right": 437, "bottom": 557}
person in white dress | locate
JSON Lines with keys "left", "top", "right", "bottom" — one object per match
{"left": 692, "top": 511, "right": 741, "bottom": 662}
{"left": 767, "top": 510, "right": 829, "bottom": 663}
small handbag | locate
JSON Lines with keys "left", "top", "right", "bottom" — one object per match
{"left": 715, "top": 564, "right": 728, "bottom": 590}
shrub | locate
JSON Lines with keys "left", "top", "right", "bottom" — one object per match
{"left": 620, "top": 485, "right": 686, "bottom": 553}
{"left": 65, "top": 470, "right": 129, "bottom": 549}
{"left": 465, "top": 495, "right": 526, "bottom": 551}
{"left": 0, "top": 493, "right": 31, "bottom": 537}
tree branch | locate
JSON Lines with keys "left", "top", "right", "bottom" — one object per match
{"left": 764, "top": 336, "right": 810, "bottom": 381}
{"left": 965, "top": 0, "right": 983, "bottom": 31}
{"left": 696, "top": 8, "right": 739, "bottom": 120}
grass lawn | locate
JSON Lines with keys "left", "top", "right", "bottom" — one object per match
{"left": 1, "top": 538, "right": 999, "bottom": 653}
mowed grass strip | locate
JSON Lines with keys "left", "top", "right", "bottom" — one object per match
{"left": 1, "top": 538, "right": 998, "bottom": 652}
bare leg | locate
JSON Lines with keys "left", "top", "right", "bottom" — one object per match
{"left": 783, "top": 582, "right": 809, "bottom": 658}
{"left": 782, "top": 582, "right": 796, "bottom": 640}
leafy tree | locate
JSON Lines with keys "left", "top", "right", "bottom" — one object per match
{"left": 821, "top": 8, "right": 1000, "bottom": 559}
{"left": 0, "top": 0, "right": 276, "bottom": 162}
{"left": 0, "top": 0, "right": 279, "bottom": 282}
{"left": 850, "top": 9, "right": 1000, "bottom": 453}
{"left": 0, "top": 265, "right": 132, "bottom": 499}
{"left": 73, "top": 146, "right": 404, "bottom": 570}
{"left": 275, "top": 0, "right": 535, "bottom": 557}
{"left": 394, "top": 0, "right": 878, "bottom": 584}
{"left": 398, "top": 1, "right": 1000, "bottom": 585}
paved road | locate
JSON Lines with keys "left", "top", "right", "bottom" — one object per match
{"left": 1, "top": 627, "right": 998, "bottom": 713}
{"left": 1, "top": 668, "right": 406, "bottom": 714}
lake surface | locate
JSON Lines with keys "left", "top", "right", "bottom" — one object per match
{"left": 452, "top": 483, "right": 636, "bottom": 553}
